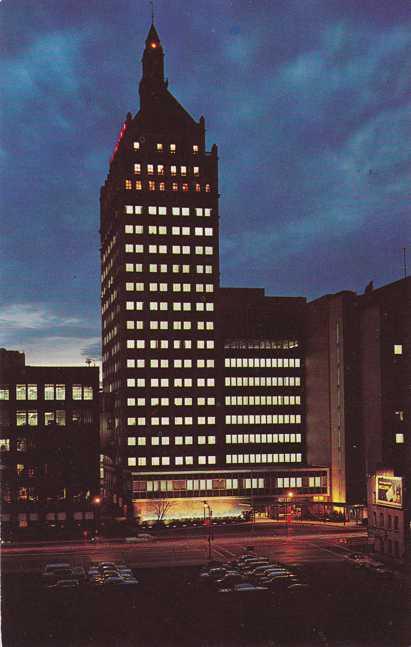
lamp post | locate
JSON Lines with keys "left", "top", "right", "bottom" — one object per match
{"left": 286, "top": 491, "right": 293, "bottom": 536}
{"left": 92, "top": 495, "right": 101, "bottom": 538}
{"left": 203, "top": 500, "right": 213, "bottom": 560}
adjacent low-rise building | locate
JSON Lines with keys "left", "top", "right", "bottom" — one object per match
{"left": 0, "top": 349, "right": 100, "bottom": 537}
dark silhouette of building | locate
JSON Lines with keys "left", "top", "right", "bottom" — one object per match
{"left": 0, "top": 349, "right": 100, "bottom": 537}
{"left": 305, "top": 277, "right": 410, "bottom": 555}
{"left": 360, "top": 278, "right": 410, "bottom": 560}
{"left": 306, "top": 291, "right": 363, "bottom": 504}
{"left": 99, "top": 23, "right": 409, "bottom": 530}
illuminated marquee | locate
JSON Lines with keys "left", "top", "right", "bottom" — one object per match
{"left": 376, "top": 476, "right": 403, "bottom": 509}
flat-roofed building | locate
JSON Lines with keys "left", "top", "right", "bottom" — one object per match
{"left": 0, "top": 348, "right": 100, "bottom": 537}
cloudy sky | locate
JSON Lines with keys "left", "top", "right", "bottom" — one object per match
{"left": 1, "top": 0, "right": 410, "bottom": 366}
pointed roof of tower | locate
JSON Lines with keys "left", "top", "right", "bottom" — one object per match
{"left": 146, "top": 23, "right": 160, "bottom": 45}
{"left": 136, "top": 20, "right": 199, "bottom": 131}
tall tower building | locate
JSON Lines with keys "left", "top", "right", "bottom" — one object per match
{"left": 101, "top": 24, "right": 220, "bottom": 519}
{"left": 101, "top": 23, "right": 329, "bottom": 521}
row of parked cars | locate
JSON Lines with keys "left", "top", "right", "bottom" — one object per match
{"left": 197, "top": 552, "right": 309, "bottom": 596}
{"left": 41, "top": 561, "right": 139, "bottom": 590}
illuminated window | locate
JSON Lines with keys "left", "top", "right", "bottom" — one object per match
{"left": 0, "top": 439, "right": 10, "bottom": 452}
{"left": 172, "top": 182, "right": 178, "bottom": 191}
{"left": 395, "top": 433, "right": 404, "bottom": 444}
{"left": 181, "top": 166, "right": 187, "bottom": 176}
{"left": 27, "top": 411, "right": 37, "bottom": 426}
{"left": 195, "top": 183, "right": 201, "bottom": 192}
{"left": 182, "top": 183, "right": 189, "bottom": 192}
{"left": 170, "top": 144, "right": 176, "bottom": 154}
{"left": 16, "top": 411, "right": 27, "bottom": 426}
{"left": 205, "top": 183, "right": 211, "bottom": 192}
{"left": 149, "top": 181, "right": 156, "bottom": 191}
{"left": 0, "top": 387, "right": 9, "bottom": 401}
{"left": 394, "top": 344, "right": 403, "bottom": 355}
{"left": 134, "top": 163, "right": 141, "bottom": 174}
{"left": 72, "top": 385, "right": 82, "bottom": 400}
{"left": 171, "top": 165, "right": 177, "bottom": 176}
{"left": 125, "top": 179, "right": 132, "bottom": 190}
{"left": 56, "top": 385, "right": 65, "bottom": 400}
{"left": 157, "top": 164, "right": 164, "bottom": 175}
{"left": 133, "top": 141, "right": 140, "bottom": 150}
{"left": 159, "top": 182, "right": 165, "bottom": 191}
{"left": 16, "top": 385, "right": 26, "bottom": 400}
{"left": 156, "top": 143, "right": 163, "bottom": 151}
{"left": 147, "top": 164, "right": 154, "bottom": 175}
{"left": 136, "top": 180, "right": 142, "bottom": 190}
{"left": 193, "top": 145, "right": 199, "bottom": 153}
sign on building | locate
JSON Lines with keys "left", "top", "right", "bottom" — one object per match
{"left": 376, "top": 476, "right": 402, "bottom": 508}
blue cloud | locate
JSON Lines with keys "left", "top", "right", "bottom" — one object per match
{"left": 1, "top": 0, "right": 410, "bottom": 361}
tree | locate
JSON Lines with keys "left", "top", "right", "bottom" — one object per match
{"left": 151, "top": 499, "right": 174, "bottom": 522}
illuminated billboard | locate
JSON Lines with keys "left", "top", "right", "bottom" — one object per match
{"left": 376, "top": 476, "right": 403, "bottom": 509}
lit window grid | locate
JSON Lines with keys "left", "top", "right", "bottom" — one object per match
{"left": 129, "top": 472, "right": 327, "bottom": 494}
{"left": 102, "top": 197, "right": 219, "bottom": 414}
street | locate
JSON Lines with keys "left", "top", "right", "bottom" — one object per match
{"left": 1, "top": 522, "right": 366, "bottom": 573}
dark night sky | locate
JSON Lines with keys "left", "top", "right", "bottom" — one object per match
{"left": 1, "top": 0, "right": 410, "bottom": 366}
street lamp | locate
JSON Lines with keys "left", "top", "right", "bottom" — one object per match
{"left": 203, "top": 500, "right": 213, "bottom": 560}
{"left": 92, "top": 496, "right": 102, "bottom": 538}
{"left": 286, "top": 491, "right": 293, "bottom": 536}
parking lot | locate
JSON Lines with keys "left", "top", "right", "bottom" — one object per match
{"left": 2, "top": 547, "right": 410, "bottom": 647}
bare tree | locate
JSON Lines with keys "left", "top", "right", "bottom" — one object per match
{"left": 151, "top": 499, "right": 174, "bottom": 522}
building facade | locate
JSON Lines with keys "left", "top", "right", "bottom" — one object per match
{"left": 305, "top": 291, "right": 364, "bottom": 505}
{"left": 0, "top": 349, "right": 100, "bottom": 537}
{"left": 101, "top": 24, "right": 222, "bottom": 520}
{"left": 360, "top": 278, "right": 410, "bottom": 561}
{"left": 219, "top": 288, "right": 329, "bottom": 518}
{"left": 100, "top": 23, "right": 409, "bottom": 526}
{"left": 100, "top": 25, "right": 332, "bottom": 521}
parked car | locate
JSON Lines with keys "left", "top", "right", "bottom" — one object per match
{"left": 218, "top": 583, "right": 269, "bottom": 594}
{"left": 48, "top": 579, "right": 80, "bottom": 590}
{"left": 43, "top": 563, "right": 71, "bottom": 574}
{"left": 42, "top": 564, "right": 73, "bottom": 585}
{"left": 241, "top": 562, "right": 271, "bottom": 576}
{"left": 260, "top": 575, "right": 300, "bottom": 589}
{"left": 118, "top": 578, "right": 139, "bottom": 587}
{"left": 199, "top": 567, "right": 227, "bottom": 581}
{"left": 72, "top": 566, "right": 87, "bottom": 582}
{"left": 215, "top": 572, "right": 244, "bottom": 588}
{"left": 99, "top": 562, "right": 118, "bottom": 569}
{"left": 104, "top": 575, "right": 125, "bottom": 585}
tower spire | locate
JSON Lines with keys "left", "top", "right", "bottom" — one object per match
{"left": 139, "top": 19, "right": 166, "bottom": 107}
{"left": 150, "top": 0, "right": 154, "bottom": 25}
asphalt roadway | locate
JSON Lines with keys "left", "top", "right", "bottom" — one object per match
{"left": 1, "top": 522, "right": 367, "bottom": 573}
